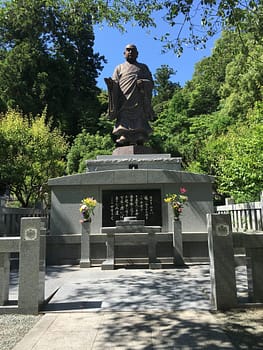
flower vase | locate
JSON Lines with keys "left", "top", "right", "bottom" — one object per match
{"left": 81, "top": 214, "right": 91, "bottom": 223}
{"left": 173, "top": 208, "right": 180, "bottom": 221}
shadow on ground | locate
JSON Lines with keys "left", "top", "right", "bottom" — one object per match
{"left": 43, "top": 265, "right": 211, "bottom": 312}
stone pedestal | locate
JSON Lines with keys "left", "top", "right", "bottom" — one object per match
{"left": 173, "top": 219, "right": 185, "bottom": 266}
{"left": 101, "top": 232, "right": 115, "bottom": 270}
{"left": 112, "top": 145, "right": 156, "bottom": 156}
{"left": 80, "top": 221, "right": 91, "bottom": 268}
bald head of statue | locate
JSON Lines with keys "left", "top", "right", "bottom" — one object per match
{"left": 124, "top": 44, "right": 138, "bottom": 63}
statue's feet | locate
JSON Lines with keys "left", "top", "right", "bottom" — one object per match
{"left": 116, "top": 135, "right": 128, "bottom": 145}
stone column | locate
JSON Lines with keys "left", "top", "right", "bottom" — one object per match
{"left": 207, "top": 213, "right": 237, "bottom": 310}
{"left": 18, "top": 217, "right": 44, "bottom": 314}
{"left": 0, "top": 252, "right": 10, "bottom": 306}
{"left": 101, "top": 232, "right": 115, "bottom": 270}
{"left": 173, "top": 219, "right": 185, "bottom": 266}
{"left": 246, "top": 246, "right": 263, "bottom": 303}
{"left": 148, "top": 232, "right": 162, "bottom": 269}
{"left": 39, "top": 218, "right": 47, "bottom": 307}
{"left": 80, "top": 221, "right": 91, "bottom": 268}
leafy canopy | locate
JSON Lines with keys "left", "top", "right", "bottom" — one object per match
{"left": 208, "top": 103, "right": 263, "bottom": 202}
{"left": 0, "top": 109, "right": 68, "bottom": 207}
{"left": 0, "top": 0, "right": 105, "bottom": 136}
{"left": 149, "top": 27, "right": 263, "bottom": 201}
{"left": 67, "top": 130, "right": 114, "bottom": 174}
{"left": 76, "top": 0, "right": 263, "bottom": 55}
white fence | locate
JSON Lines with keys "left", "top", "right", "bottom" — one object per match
{"left": 216, "top": 193, "right": 263, "bottom": 232}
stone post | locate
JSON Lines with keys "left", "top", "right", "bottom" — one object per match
{"left": 101, "top": 232, "right": 115, "bottom": 270}
{"left": 173, "top": 219, "right": 185, "bottom": 266}
{"left": 18, "top": 217, "right": 45, "bottom": 314}
{"left": 0, "top": 252, "right": 10, "bottom": 306}
{"left": 207, "top": 213, "right": 237, "bottom": 310}
{"left": 246, "top": 246, "right": 263, "bottom": 303}
{"left": 39, "top": 218, "right": 47, "bottom": 306}
{"left": 148, "top": 232, "right": 162, "bottom": 269}
{"left": 80, "top": 221, "right": 91, "bottom": 268}
{"left": 225, "top": 198, "right": 235, "bottom": 205}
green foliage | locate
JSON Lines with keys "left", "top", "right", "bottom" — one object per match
{"left": 219, "top": 41, "right": 263, "bottom": 119}
{"left": 150, "top": 88, "right": 190, "bottom": 156}
{"left": 0, "top": 0, "right": 105, "bottom": 136}
{"left": 150, "top": 27, "right": 262, "bottom": 202}
{"left": 66, "top": 130, "right": 114, "bottom": 174}
{"left": 211, "top": 103, "right": 263, "bottom": 202}
{"left": 76, "top": 1, "right": 263, "bottom": 55}
{"left": 0, "top": 109, "right": 68, "bottom": 207}
{"left": 153, "top": 65, "right": 180, "bottom": 111}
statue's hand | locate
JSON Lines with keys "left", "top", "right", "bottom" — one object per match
{"left": 137, "top": 79, "right": 144, "bottom": 93}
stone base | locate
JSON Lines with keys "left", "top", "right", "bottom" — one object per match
{"left": 101, "top": 259, "right": 114, "bottom": 270}
{"left": 80, "top": 259, "right": 91, "bottom": 268}
{"left": 173, "top": 258, "right": 187, "bottom": 267}
{"left": 112, "top": 145, "right": 156, "bottom": 155}
{"left": 149, "top": 261, "right": 162, "bottom": 269}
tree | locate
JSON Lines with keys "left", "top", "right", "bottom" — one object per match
{"left": 206, "top": 103, "right": 263, "bottom": 202}
{"left": 77, "top": 0, "right": 263, "bottom": 55}
{"left": 66, "top": 130, "right": 114, "bottom": 174}
{"left": 0, "top": 109, "right": 68, "bottom": 207}
{"left": 153, "top": 65, "right": 180, "bottom": 109}
{"left": 150, "top": 88, "right": 190, "bottom": 157}
{"left": 0, "top": 0, "right": 105, "bottom": 136}
{"left": 219, "top": 40, "right": 263, "bottom": 120}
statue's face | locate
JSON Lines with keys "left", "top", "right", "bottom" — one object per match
{"left": 124, "top": 46, "right": 138, "bottom": 63}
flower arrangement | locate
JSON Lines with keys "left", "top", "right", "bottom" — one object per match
{"left": 80, "top": 197, "right": 97, "bottom": 222}
{"left": 164, "top": 187, "right": 188, "bottom": 220}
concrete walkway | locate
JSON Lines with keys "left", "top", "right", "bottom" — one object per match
{"left": 12, "top": 264, "right": 238, "bottom": 349}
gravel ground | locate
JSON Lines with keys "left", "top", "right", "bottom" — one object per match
{"left": 0, "top": 309, "right": 263, "bottom": 349}
{"left": 214, "top": 308, "right": 263, "bottom": 349}
{"left": 0, "top": 314, "right": 41, "bottom": 350}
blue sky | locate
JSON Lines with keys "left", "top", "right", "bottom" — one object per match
{"left": 94, "top": 20, "right": 220, "bottom": 90}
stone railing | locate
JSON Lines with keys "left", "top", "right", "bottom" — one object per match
{"left": 215, "top": 193, "right": 263, "bottom": 232}
{"left": 208, "top": 213, "right": 263, "bottom": 310}
{"left": 0, "top": 206, "right": 48, "bottom": 236}
{"left": 0, "top": 217, "right": 46, "bottom": 314}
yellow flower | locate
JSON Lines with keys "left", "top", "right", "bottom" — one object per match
{"left": 80, "top": 197, "right": 97, "bottom": 219}
{"left": 164, "top": 190, "right": 188, "bottom": 218}
{"left": 164, "top": 198, "right": 171, "bottom": 203}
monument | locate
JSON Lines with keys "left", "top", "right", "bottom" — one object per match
{"left": 105, "top": 44, "right": 155, "bottom": 146}
{"left": 47, "top": 44, "right": 215, "bottom": 266}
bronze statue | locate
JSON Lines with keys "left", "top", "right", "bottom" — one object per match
{"left": 105, "top": 44, "right": 155, "bottom": 146}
